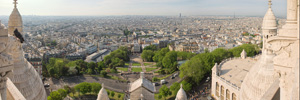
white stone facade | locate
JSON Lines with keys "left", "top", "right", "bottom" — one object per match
{"left": 211, "top": 0, "right": 299, "bottom": 100}
{"left": 0, "top": 0, "right": 47, "bottom": 100}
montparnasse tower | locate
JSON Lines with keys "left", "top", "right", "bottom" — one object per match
{"left": 8, "top": 0, "right": 23, "bottom": 35}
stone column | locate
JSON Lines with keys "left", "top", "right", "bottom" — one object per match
{"left": 0, "top": 77, "right": 7, "bottom": 100}
{"left": 287, "top": 0, "right": 298, "bottom": 23}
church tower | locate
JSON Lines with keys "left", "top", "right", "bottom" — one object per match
{"left": 8, "top": 0, "right": 23, "bottom": 35}
{"left": 6, "top": 0, "right": 47, "bottom": 100}
{"left": 240, "top": 0, "right": 279, "bottom": 99}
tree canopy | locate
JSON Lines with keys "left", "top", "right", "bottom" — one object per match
{"left": 180, "top": 44, "right": 260, "bottom": 84}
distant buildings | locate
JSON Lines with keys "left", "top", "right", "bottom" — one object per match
{"left": 85, "top": 49, "right": 110, "bottom": 63}
{"left": 25, "top": 54, "right": 43, "bottom": 76}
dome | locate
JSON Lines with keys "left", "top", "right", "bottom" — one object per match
{"left": 97, "top": 84, "right": 110, "bottom": 100}
{"left": 240, "top": 52, "right": 278, "bottom": 99}
{"left": 262, "top": 1, "right": 277, "bottom": 30}
{"left": 8, "top": 8, "right": 23, "bottom": 28}
{"left": 0, "top": 21, "right": 5, "bottom": 29}
{"left": 175, "top": 84, "right": 187, "bottom": 100}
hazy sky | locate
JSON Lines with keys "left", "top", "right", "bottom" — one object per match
{"left": 0, "top": 0, "right": 287, "bottom": 17}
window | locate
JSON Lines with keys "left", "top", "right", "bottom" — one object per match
{"left": 221, "top": 86, "right": 224, "bottom": 100}
{"left": 226, "top": 89, "right": 230, "bottom": 100}
{"left": 232, "top": 93, "right": 236, "bottom": 100}
{"left": 216, "top": 82, "right": 220, "bottom": 97}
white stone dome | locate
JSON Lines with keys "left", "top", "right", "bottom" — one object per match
{"left": 175, "top": 84, "right": 187, "bottom": 100}
{"left": 0, "top": 23, "right": 5, "bottom": 29}
{"left": 97, "top": 84, "right": 110, "bottom": 100}
{"left": 262, "top": 2, "right": 277, "bottom": 29}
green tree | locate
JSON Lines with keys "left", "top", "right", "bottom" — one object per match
{"left": 57, "top": 89, "right": 68, "bottom": 98}
{"left": 143, "top": 45, "right": 158, "bottom": 51}
{"left": 152, "top": 77, "right": 159, "bottom": 82}
{"left": 111, "top": 91, "right": 115, "bottom": 97}
{"left": 48, "top": 91, "right": 62, "bottom": 100}
{"left": 118, "top": 94, "right": 121, "bottom": 98}
{"left": 179, "top": 55, "right": 208, "bottom": 84}
{"left": 159, "top": 85, "right": 171, "bottom": 100}
{"left": 141, "top": 50, "right": 155, "bottom": 62}
{"left": 181, "top": 80, "right": 192, "bottom": 92}
{"left": 64, "top": 85, "right": 71, "bottom": 94}
{"left": 100, "top": 70, "right": 108, "bottom": 77}
{"left": 74, "top": 82, "right": 92, "bottom": 95}
{"left": 211, "top": 48, "right": 232, "bottom": 63}
{"left": 87, "top": 68, "right": 93, "bottom": 74}
{"left": 97, "top": 61, "right": 105, "bottom": 72}
{"left": 229, "top": 44, "right": 259, "bottom": 57}
{"left": 170, "top": 82, "right": 180, "bottom": 93}
{"left": 48, "top": 68, "right": 55, "bottom": 77}
{"left": 162, "top": 51, "right": 177, "bottom": 73}
{"left": 91, "top": 83, "right": 102, "bottom": 93}
{"left": 87, "top": 62, "right": 97, "bottom": 71}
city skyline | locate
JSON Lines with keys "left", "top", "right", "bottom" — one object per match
{"left": 0, "top": 0, "right": 287, "bottom": 17}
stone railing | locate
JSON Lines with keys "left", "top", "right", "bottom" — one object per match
{"left": 217, "top": 54, "right": 262, "bottom": 69}
{"left": 216, "top": 76, "right": 240, "bottom": 91}
{"left": 218, "top": 57, "right": 240, "bottom": 69}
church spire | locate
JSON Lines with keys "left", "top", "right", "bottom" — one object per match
{"left": 13, "top": 0, "right": 18, "bottom": 8}
{"left": 268, "top": 0, "right": 272, "bottom": 8}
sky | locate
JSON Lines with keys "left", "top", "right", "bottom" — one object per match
{"left": 0, "top": 0, "right": 287, "bottom": 17}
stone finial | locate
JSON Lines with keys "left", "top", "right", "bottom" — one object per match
{"left": 13, "top": 0, "right": 18, "bottom": 8}
{"left": 140, "top": 94, "right": 144, "bottom": 100}
{"left": 140, "top": 72, "right": 144, "bottom": 78}
{"left": 180, "top": 84, "right": 183, "bottom": 88}
{"left": 241, "top": 49, "right": 247, "bottom": 59}
{"left": 268, "top": 0, "right": 272, "bottom": 8}
{"left": 102, "top": 83, "right": 104, "bottom": 88}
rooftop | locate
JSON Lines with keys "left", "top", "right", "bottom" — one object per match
{"left": 219, "top": 57, "right": 258, "bottom": 87}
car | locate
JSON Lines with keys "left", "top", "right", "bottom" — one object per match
{"left": 171, "top": 76, "right": 175, "bottom": 79}
{"left": 44, "top": 83, "right": 50, "bottom": 87}
{"left": 160, "top": 79, "right": 167, "bottom": 84}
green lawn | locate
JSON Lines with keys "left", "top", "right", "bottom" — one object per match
{"left": 117, "top": 68, "right": 128, "bottom": 72}
{"left": 154, "top": 92, "right": 176, "bottom": 100}
{"left": 157, "top": 72, "right": 174, "bottom": 80}
{"left": 144, "top": 63, "right": 152, "bottom": 66}
{"left": 69, "top": 89, "right": 124, "bottom": 100}
{"left": 132, "top": 63, "right": 141, "bottom": 66}
{"left": 146, "top": 67, "right": 157, "bottom": 72}
{"left": 107, "top": 90, "right": 125, "bottom": 100}
{"left": 125, "top": 63, "right": 130, "bottom": 66}
{"left": 131, "top": 68, "right": 142, "bottom": 72}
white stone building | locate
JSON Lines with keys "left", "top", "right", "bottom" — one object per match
{"left": 0, "top": 0, "right": 47, "bottom": 100}
{"left": 210, "top": 0, "right": 299, "bottom": 100}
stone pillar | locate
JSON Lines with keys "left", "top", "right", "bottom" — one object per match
{"left": 287, "top": 0, "right": 298, "bottom": 23}
{"left": 0, "top": 77, "right": 7, "bottom": 100}
{"left": 298, "top": 0, "right": 300, "bottom": 39}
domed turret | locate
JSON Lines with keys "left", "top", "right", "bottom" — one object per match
{"left": 97, "top": 83, "right": 110, "bottom": 100}
{"left": 0, "top": 20, "right": 6, "bottom": 29}
{"left": 8, "top": 0, "right": 23, "bottom": 35}
{"left": 262, "top": 0, "right": 277, "bottom": 30}
{"left": 175, "top": 84, "right": 187, "bottom": 100}
{"left": 241, "top": 49, "right": 247, "bottom": 59}
{"left": 240, "top": 1, "right": 278, "bottom": 99}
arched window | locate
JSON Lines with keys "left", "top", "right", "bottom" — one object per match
{"left": 216, "top": 82, "right": 220, "bottom": 97}
{"left": 221, "top": 86, "right": 224, "bottom": 100}
{"left": 232, "top": 93, "right": 237, "bottom": 100}
{"left": 226, "top": 89, "right": 230, "bottom": 100}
